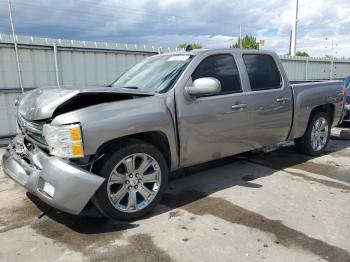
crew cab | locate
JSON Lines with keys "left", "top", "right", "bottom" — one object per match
{"left": 2, "top": 49, "right": 345, "bottom": 220}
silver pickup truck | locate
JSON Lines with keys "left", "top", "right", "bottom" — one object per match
{"left": 2, "top": 49, "right": 346, "bottom": 221}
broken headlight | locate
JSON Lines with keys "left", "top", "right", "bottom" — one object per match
{"left": 43, "top": 123, "right": 84, "bottom": 158}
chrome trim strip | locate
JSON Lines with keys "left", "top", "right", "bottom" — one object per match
{"left": 17, "top": 114, "right": 43, "bottom": 134}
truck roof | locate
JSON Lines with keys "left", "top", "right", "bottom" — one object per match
{"left": 163, "top": 48, "right": 277, "bottom": 56}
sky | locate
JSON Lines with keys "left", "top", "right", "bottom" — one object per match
{"left": 0, "top": 0, "right": 349, "bottom": 58}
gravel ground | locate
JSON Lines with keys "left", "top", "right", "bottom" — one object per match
{"left": 0, "top": 126, "right": 349, "bottom": 262}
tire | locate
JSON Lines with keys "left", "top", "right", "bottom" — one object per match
{"left": 294, "top": 112, "right": 331, "bottom": 156}
{"left": 92, "top": 139, "right": 168, "bottom": 221}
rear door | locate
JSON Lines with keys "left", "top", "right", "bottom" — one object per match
{"left": 239, "top": 53, "right": 293, "bottom": 147}
{"left": 175, "top": 52, "right": 258, "bottom": 167}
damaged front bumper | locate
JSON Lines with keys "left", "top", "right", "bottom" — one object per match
{"left": 1, "top": 135, "right": 104, "bottom": 215}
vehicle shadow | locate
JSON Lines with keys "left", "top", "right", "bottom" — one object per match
{"left": 27, "top": 193, "right": 139, "bottom": 233}
{"left": 27, "top": 137, "right": 350, "bottom": 235}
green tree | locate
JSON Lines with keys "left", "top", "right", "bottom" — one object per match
{"left": 178, "top": 43, "right": 203, "bottom": 51}
{"left": 231, "top": 35, "right": 259, "bottom": 49}
{"left": 295, "top": 51, "right": 309, "bottom": 57}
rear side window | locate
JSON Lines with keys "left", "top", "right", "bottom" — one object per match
{"left": 243, "top": 54, "right": 282, "bottom": 91}
{"left": 192, "top": 54, "right": 242, "bottom": 94}
{"left": 344, "top": 77, "right": 350, "bottom": 89}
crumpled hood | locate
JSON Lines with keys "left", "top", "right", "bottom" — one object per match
{"left": 18, "top": 87, "right": 154, "bottom": 121}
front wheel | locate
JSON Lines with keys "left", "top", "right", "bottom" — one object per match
{"left": 92, "top": 140, "right": 168, "bottom": 221}
{"left": 294, "top": 112, "right": 331, "bottom": 156}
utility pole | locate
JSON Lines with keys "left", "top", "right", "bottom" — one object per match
{"left": 7, "top": 0, "right": 23, "bottom": 93}
{"left": 290, "top": 0, "right": 299, "bottom": 56}
{"left": 239, "top": 24, "right": 242, "bottom": 49}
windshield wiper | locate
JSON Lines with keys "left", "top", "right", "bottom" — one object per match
{"left": 120, "top": 86, "right": 139, "bottom": 90}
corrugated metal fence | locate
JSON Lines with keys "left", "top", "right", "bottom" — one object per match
{"left": 0, "top": 90, "right": 18, "bottom": 138}
{"left": 0, "top": 33, "right": 350, "bottom": 137}
{"left": 0, "top": 34, "right": 180, "bottom": 89}
{"left": 280, "top": 55, "right": 350, "bottom": 81}
{"left": 0, "top": 34, "right": 179, "bottom": 137}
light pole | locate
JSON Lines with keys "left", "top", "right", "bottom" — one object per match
{"left": 290, "top": 0, "right": 299, "bottom": 56}
{"left": 7, "top": 0, "right": 23, "bottom": 93}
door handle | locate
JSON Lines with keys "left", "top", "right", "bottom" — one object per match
{"left": 231, "top": 103, "right": 247, "bottom": 110}
{"left": 276, "top": 97, "right": 289, "bottom": 103}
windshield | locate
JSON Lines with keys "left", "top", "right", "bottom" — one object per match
{"left": 112, "top": 54, "right": 193, "bottom": 93}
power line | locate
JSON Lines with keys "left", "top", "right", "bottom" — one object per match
{"left": 7, "top": 0, "right": 23, "bottom": 93}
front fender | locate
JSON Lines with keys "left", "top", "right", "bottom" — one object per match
{"left": 51, "top": 94, "right": 178, "bottom": 169}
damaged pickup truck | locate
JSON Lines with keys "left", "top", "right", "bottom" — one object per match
{"left": 2, "top": 49, "right": 346, "bottom": 221}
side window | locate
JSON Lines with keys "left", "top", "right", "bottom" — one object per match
{"left": 192, "top": 54, "right": 242, "bottom": 94}
{"left": 243, "top": 54, "right": 282, "bottom": 91}
{"left": 345, "top": 78, "right": 350, "bottom": 89}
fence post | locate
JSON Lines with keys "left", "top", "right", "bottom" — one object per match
{"left": 53, "top": 41, "right": 61, "bottom": 88}
{"left": 305, "top": 57, "right": 309, "bottom": 80}
{"left": 330, "top": 58, "right": 334, "bottom": 80}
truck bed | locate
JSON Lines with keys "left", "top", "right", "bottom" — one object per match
{"left": 288, "top": 80, "right": 344, "bottom": 139}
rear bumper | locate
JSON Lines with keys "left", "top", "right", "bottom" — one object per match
{"left": 1, "top": 135, "right": 104, "bottom": 215}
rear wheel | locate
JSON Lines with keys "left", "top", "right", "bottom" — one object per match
{"left": 92, "top": 140, "right": 168, "bottom": 221}
{"left": 294, "top": 112, "right": 331, "bottom": 156}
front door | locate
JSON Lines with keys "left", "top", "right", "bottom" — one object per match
{"left": 175, "top": 53, "right": 257, "bottom": 167}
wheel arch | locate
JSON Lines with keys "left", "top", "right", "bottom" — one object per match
{"left": 92, "top": 131, "right": 172, "bottom": 171}
{"left": 294, "top": 107, "right": 332, "bottom": 156}
{"left": 291, "top": 103, "right": 335, "bottom": 139}
{"left": 308, "top": 104, "right": 335, "bottom": 126}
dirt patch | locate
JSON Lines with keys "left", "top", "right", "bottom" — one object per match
{"left": 326, "top": 160, "right": 346, "bottom": 167}
{"left": 249, "top": 154, "right": 350, "bottom": 184}
{"left": 327, "top": 150, "right": 350, "bottom": 158}
{"left": 163, "top": 190, "right": 350, "bottom": 262}
{"left": 0, "top": 189, "right": 169, "bottom": 261}
{"left": 89, "top": 234, "right": 173, "bottom": 262}
{"left": 28, "top": 206, "right": 171, "bottom": 261}
{"left": 30, "top": 215, "right": 131, "bottom": 253}
{"left": 285, "top": 171, "right": 350, "bottom": 191}
{"left": 0, "top": 199, "right": 38, "bottom": 233}
{"left": 168, "top": 210, "right": 182, "bottom": 219}
{"left": 289, "top": 162, "right": 349, "bottom": 183}
{"left": 325, "top": 140, "right": 350, "bottom": 157}
{"left": 27, "top": 190, "right": 137, "bottom": 254}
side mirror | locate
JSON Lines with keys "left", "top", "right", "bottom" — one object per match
{"left": 186, "top": 77, "right": 221, "bottom": 97}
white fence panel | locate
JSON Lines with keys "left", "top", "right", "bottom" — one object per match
{"left": 0, "top": 34, "right": 350, "bottom": 137}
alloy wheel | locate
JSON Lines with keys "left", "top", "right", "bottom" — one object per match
{"left": 107, "top": 153, "right": 161, "bottom": 213}
{"left": 311, "top": 116, "right": 329, "bottom": 151}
